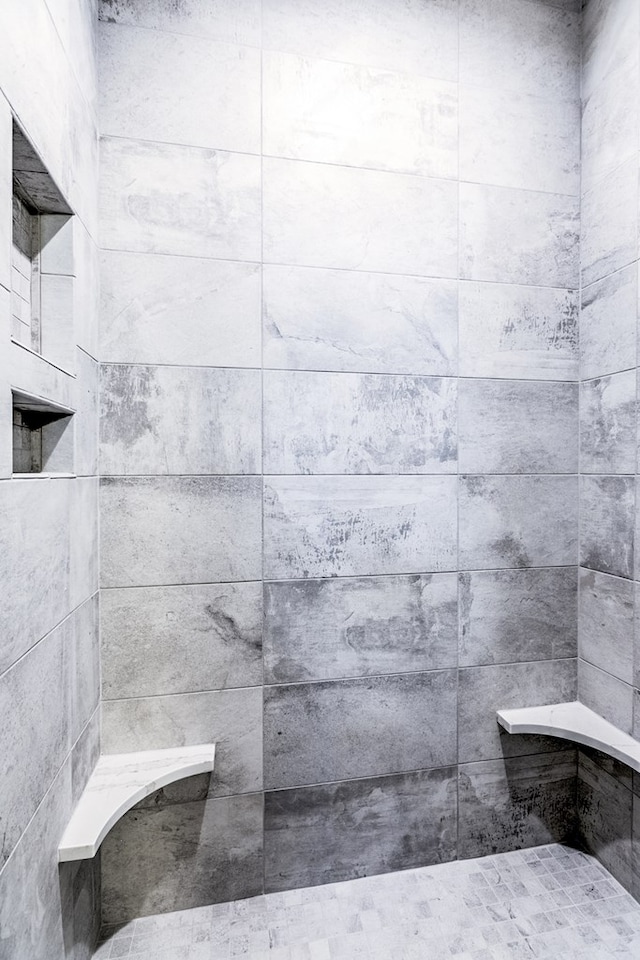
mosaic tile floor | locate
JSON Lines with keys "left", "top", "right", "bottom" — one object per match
{"left": 94, "top": 844, "right": 640, "bottom": 960}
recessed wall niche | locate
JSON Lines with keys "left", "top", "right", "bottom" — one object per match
{"left": 12, "top": 390, "right": 74, "bottom": 475}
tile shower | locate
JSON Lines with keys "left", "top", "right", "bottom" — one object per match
{"left": 1, "top": 0, "right": 640, "bottom": 957}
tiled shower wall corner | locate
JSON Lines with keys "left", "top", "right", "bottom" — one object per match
{"left": 97, "top": 0, "right": 584, "bottom": 924}
{"left": 576, "top": 0, "right": 640, "bottom": 899}
{"left": 0, "top": 1, "right": 101, "bottom": 958}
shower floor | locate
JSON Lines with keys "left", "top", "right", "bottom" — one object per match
{"left": 94, "top": 844, "right": 640, "bottom": 959}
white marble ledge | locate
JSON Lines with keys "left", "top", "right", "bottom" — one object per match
{"left": 58, "top": 743, "right": 215, "bottom": 862}
{"left": 497, "top": 701, "right": 640, "bottom": 773}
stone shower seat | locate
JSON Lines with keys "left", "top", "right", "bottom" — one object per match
{"left": 58, "top": 743, "right": 216, "bottom": 862}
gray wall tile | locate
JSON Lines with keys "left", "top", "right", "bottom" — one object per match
{"left": 98, "top": 0, "right": 262, "bottom": 45}
{"left": 580, "top": 158, "right": 639, "bottom": 287}
{"left": 580, "top": 475, "right": 634, "bottom": 579}
{"left": 68, "top": 595, "right": 101, "bottom": 744}
{"left": 264, "top": 475, "right": 457, "bottom": 579}
{"left": 264, "top": 671, "right": 457, "bottom": 789}
{"left": 581, "top": 60, "right": 639, "bottom": 194}
{"left": 578, "top": 750, "right": 634, "bottom": 892}
{"left": 459, "top": 475, "right": 578, "bottom": 570}
{"left": 580, "top": 264, "right": 637, "bottom": 380}
{"left": 459, "top": 567, "right": 577, "bottom": 667}
{"left": 458, "top": 379, "right": 578, "bottom": 474}
{"left": 264, "top": 371, "right": 456, "bottom": 475}
{"left": 579, "top": 568, "right": 634, "bottom": 685}
{"left": 578, "top": 659, "right": 633, "bottom": 734}
{"left": 264, "top": 573, "right": 458, "bottom": 683}
{"left": 264, "top": 767, "right": 457, "bottom": 893}
{"left": 100, "top": 476, "right": 262, "bottom": 587}
{"left": 580, "top": 370, "right": 636, "bottom": 474}
{"left": 101, "top": 581, "right": 262, "bottom": 698}
{"left": 70, "top": 478, "right": 99, "bottom": 610}
{"left": 582, "top": 0, "right": 640, "bottom": 101}
{"left": 75, "top": 347, "right": 99, "bottom": 477}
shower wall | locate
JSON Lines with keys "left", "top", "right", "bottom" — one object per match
{"left": 97, "top": 0, "right": 582, "bottom": 921}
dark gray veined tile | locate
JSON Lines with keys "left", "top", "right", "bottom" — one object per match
{"left": 580, "top": 370, "right": 636, "bottom": 474}
{"left": 580, "top": 476, "right": 634, "bottom": 579}
{"left": 578, "top": 750, "right": 634, "bottom": 893}
{"left": 578, "top": 660, "right": 633, "bottom": 734}
{"left": 578, "top": 568, "right": 633, "bottom": 685}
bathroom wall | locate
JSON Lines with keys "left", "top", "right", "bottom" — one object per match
{"left": 97, "top": 0, "right": 582, "bottom": 921}
{"left": 0, "top": 2, "right": 101, "bottom": 959}
{"left": 577, "top": 0, "right": 640, "bottom": 899}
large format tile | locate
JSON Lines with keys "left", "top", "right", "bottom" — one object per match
{"left": 580, "top": 476, "right": 634, "bottom": 579}
{"left": 263, "top": 158, "right": 457, "bottom": 277}
{"left": 581, "top": 158, "right": 639, "bottom": 288}
{"left": 100, "top": 137, "right": 261, "bottom": 260}
{"left": 100, "top": 365, "right": 261, "bottom": 475}
{"left": 100, "top": 476, "right": 262, "bottom": 587}
{"left": 264, "top": 767, "right": 457, "bottom": 892}
{"left": 458, "top": 380, "right": 577, "bottom": 474}
{"left": 264, "top": 573, "right": 457, "bottom": 683}
{"left": 101, "top": 793, "right": 263, "bottom": 924}
{"left": 459, "top": 184, "right": 579, "bottom": 288}
{"left": 98, "top": 22, "right": 260, "bottom": 153}
{"left": 70, "top": 477, "right": 99, "bottom": 609}
{"left": 98, "top": 0, "right": 262, "bottom": 45}
{"left": 68, "top": 594, "right": 100, "bottom": 745}
{"left": 458, "top": 660, "right": 577, "bottom": 763}
{"left": 74, "top": 347, "right": 98, "bottom": 477}
{"left": 264, "top": 475, "right": 457, "bottom": 579}
{"left": 263, "top": 265, "right": 457, "bottom": 376}
{"left": 581, "top": 59, "right": 639, "bottom": 194}
{"left": 578, "top": 660, "right": 633, "bottom": 735}
{"left": 264, "top": 371, "right": 456, "bottom": 475}
{"left": 101, "top": 581, "right": 262, "bottom": 698}
{"left": 582, "top": 0, "right": 640, "bottom": 101}
{"left": 459, "top": 475, "right": 578, "bottom": 570}
{"left": 459, "top": 567, "right": 577, "bottom": 667}
{"left": 458, "top": 752, "right": 577, "bottom": 858}
{"left": 579, "top": 569, "right": 634, "bottom": 686}
{"left": 458, "top": 281, "right": 578, "bottom": 381}
{"left": 580, "top": 264, "right": 637, "bottom": 380}
{"left": 578, "top": 750, "right": 634, "bottom": 892}
{"left": 264, "top": 671, "right": 457, "bottom": 788}
{"left": 264, "top": 51, "right": 457, "bottom": 178}
{"left": 580, "top": 370, "right": 636, "bottom": 474}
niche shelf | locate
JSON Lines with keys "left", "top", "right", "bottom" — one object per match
{"left": 58, "top": 743, "right": 216, "bottom": 862}
{"left": 497, "top": 701, "right": 640, "bottom": 773}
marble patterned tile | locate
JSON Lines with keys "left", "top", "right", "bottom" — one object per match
{"left": 460, "top": 85, "right": 579, "bottom": 195}
{"left": 580, "top": 158, "right": 639, "bottom": 288}
{"left": 264, "top": 51, "right": 457, "bottom": 178}
{"left": 263, "top": 475, "right": 457, "bottom": 579}
{"left": 100, "top": 365, "right": 261, "bottom": 475}
{"left": 101, "top": 581, "right": 262, "bottom": 698}
{"left": 99, "top": 22, "right": 260, "bottom": 152}
{"left": 459, "top": 184, "right": 579, "bottom": 288}
{"left": 100, "top": 251, "right": 261, "bottom": 367}
{"left": 459, "top": 567, "right": 577, "bottom": 667}
{"left": 580, "top": 476, "right": 634, "bottom": 579}
{"left": 579, "top": 659, "right": 633, "bottom": 735}
{"left": 100, "top": 137, "right": 261, "bottom": 260}
{"left": 100, "top": 476, "right": 262, "bottom": 587}
{"left": 98, "top": 0, "right": 262, "bottom": 45}
{"left": 458, "top": 659, "right": 577, "bottom": 763}
{"left": 580, "top": 264, "right": 637, "bottom": 380}
{"left": 458, "top": 282, "right": 578, "bottom": 381}
{"left": 578, "top": 751, "right": 634, "bottom": 892}
{"left": 582, "top": 0, "right": 640, "bottom": 101}
{"left": 264, "top": 671, "right": 457, "bottom": 788}
{"left": 264, "top": 371, "right": 456, "bottom": 475}
{"left": 263, "top": 265, "right": 457, "bottom": 376}
{"left": 264, "top": 767, "right": 457, "bottom": 893}
{"left": 579, "top": 569, "right": 634, "bottom": 685}
{"left": 263, "top": 158, "right": 457, "bottom": 278}
{"left": 580, "top": 370, "right": 636, "bottom": 474}
{"left": 458, "top": 380, "right": 577, "bottom": 474}
{"left": 581, "top": 59, "right": 639, "bottom": 195}
{"left": 459, "top": 475, "right": 578, "bottom": 571}
{"left": 264, "top": 573, "right": 457, "bottom": 683}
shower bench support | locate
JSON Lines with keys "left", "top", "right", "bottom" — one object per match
{"left": 497, "top": 701, "right": 640, "bottom": 773}
{"left": 58, "top": 743, "right": 216, "bottom": 862}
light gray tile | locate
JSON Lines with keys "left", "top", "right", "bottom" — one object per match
{"left": 72, "top": 706, "right": 101, "bottom": 807}
{"left": 582, "top": 0, "right": 640, "bottom": 101}
{"left": 100, "top": 137, "right": 261, "bottom": 260}
{"left": 98, "top": 0, "right": 261, "bottom": 44}
{"left": 459, "top": 0, "right": 580, "bottom": 100}
{"left": 460, "top": 184, "right": 579, "bottom": 288}
{"left": 264, "top": 475, "right": 457, "bottom": 579}
{"left": 459, "top": 567, "right": 577, "bottom": 667}
{"left": 264, "top": 573, "right": 457, "bottom": 683}
{"left": 578, "top": 751, "right": 633, "bottom": 892}
{"left": 579, "top": 569, "right": 634, "bottom": 686}
{"left": 458, "top": 752, "right": 577, "bottom": 859}
{"left": 101, "top": 581, "right": 262, "bottom": 698}
{"left": 580, "top": 264, "right": 637, "bottom": 380}
{"left": 580, "top": 476, "right": 634, "bottom": 579}
{"left": 460, "top": 85, "right": 579, "bottom": 195}
{"left": 458, "top": 281, "right": 578, "bottom": 381}
{"left": 0, "top": 96, "right": 11, "bottom": 293}
{"left": 579, "top": 660, "right": 633, "bottom": 735}
{"left": 581, "top": 60, "right": 639, "bottom": 195}
{"left": 264, "top": 671, "right": 457, "bottom": 788}
{"left": 73, "top": 220, "right": 100, "bottom": 360}
{"left": 100, "top": 476, "right": 262, "bottom": 587}
{"left": 98, "top": 22, "right": 260, "bottom": 153}
{"left": 458, "top": 660, "right": 577, "bottom": 763}
{"left": 68, "top": 594, "right": 100, "bottom": 744}
{"left": 580, "top": 371, "right": 636, "bottom": 474}
{"left": 264, "top": 767, "right": 457, "bottom": 893}
{"left": 458, "top": 380, "right": 577, "bottom": 474}
{"left": 101, "top": 793, "right": 263, "bottom": 924}
{"left": 70, "top": 477, "right": 99, "bottom": 609}
{"left": 263, "top": 158, "right": 457, "bottom": 277}
{"left": 264, "top": 51, "right": 457, "bottom": 178}
{"left": 459, "top": 475, "right": 578, "bottom": 570}
{"left": 101, "top": 686, "right": 262, "bottom": 797}
{"left": 100, "top": 365, "right": 261, "bottom": 476}
{"left": 263, "top": 265, "right": 457, "bottom": 376}
{"left": 581, "top": 158, "right": 639, "bottom": 288}
{"left": 264, "top": 371, "right": 456, "bottom": 475}
{"left": 75, "top": 347, "right": 98, "bottom": 477}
